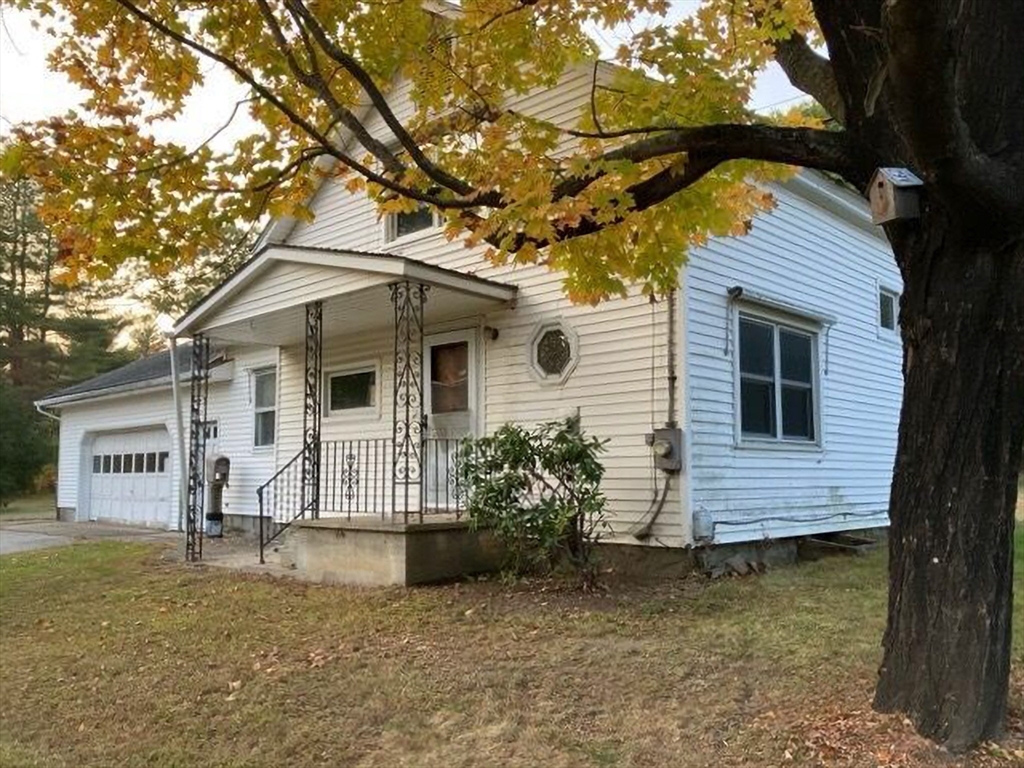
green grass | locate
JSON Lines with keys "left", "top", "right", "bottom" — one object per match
{"left": 0, "top": 534, "right": 1021, "bottom": 768}
{"left": 0, "top": 494, "right": 55, "bottom": 518}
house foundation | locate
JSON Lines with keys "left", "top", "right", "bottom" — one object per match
{"left": 282, "top": 517, "right": 503, "bottom": 586}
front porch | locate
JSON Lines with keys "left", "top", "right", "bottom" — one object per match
{"left": 173, "top": 244, "right": 517, "bottom": 579}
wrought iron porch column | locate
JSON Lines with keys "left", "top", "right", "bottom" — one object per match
{"left": 185, "top": 334, "right": 210, "bottom": 562}
{"left": 389, "top": 281, "right": 428, "bottom": 521}
{"left": 302, "top": 301, "right": 324, "bottom": 519}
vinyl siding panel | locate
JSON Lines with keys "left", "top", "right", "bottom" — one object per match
{"left": 53, "top": 346, "right": 278, "bottom": 526}
{"left": 685, "top": 184, "right": 902, "bottom": 544}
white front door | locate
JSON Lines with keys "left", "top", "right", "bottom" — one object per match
{"left": 423, "top": 330, "right": 477, "bottom": 510}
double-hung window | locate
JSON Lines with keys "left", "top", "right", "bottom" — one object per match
{"left": 253, "top": 369, "right": 277, "bottom": 447}
{"left": 738, "top": 314, "right": 818, "bottom": 443}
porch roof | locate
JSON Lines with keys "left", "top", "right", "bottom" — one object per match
{"left": 173, "top": 244, "right": 517, "bottom": 343}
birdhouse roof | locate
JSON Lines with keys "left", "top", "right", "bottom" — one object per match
{"left": 872, "top": 167, "right": 924, "bottom": 187}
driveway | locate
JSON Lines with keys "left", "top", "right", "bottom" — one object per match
{"left": 0, "top": 517, "right": 179, "bottom": 555}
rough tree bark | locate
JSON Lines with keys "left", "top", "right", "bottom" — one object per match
{"left": 873, "top": 208, "right": 1024, "bottom": 750}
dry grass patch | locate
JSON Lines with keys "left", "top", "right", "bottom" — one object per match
{"left": 0, "top": 535, "right": 1021, "bottom": 768}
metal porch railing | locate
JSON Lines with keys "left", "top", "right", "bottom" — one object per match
{"left": 256, "top": 437, "right": 467, "bottom": 563}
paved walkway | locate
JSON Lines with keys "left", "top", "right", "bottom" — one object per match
{"left": 0, "top": 516, "right": 179, "bottom": 556}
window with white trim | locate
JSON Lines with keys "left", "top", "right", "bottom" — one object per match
{"left": 253, "top": 369, "right": 277, "bottom": 447}
{"left": 385, "top": 204, "right": 440, "bottom": 242}
{"left": 738, "top": 314, "right": 818, "bottom": 442}
{"left": 326, "top": 365, "right": 377, "bottom": 415}
{"left": 878, "top": 288, "right": 898, "bottom": 331}
{"left": 527, "top": 321, "right": 579, "bottom": 385}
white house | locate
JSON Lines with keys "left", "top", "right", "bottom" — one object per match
{"left": 36, "top": 65, "right": 903, "bottom": 571}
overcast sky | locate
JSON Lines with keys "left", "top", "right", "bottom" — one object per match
{"left": 0, "top": 4, "right": 804, "bottom": 151}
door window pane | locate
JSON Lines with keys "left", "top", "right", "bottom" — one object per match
{"left": 102, "top": 455, "right": 112, "bottom": 473}
{"left": 329, "top": 370, "right": 376, "bottom": 411}
{"left": 92, "top": 455, "right": 101, "bottom": 473}
{"left": 146, "top": 453, "right": 157, "bottom": 473}
{"left": 113, "top": 455, "right": 123, "bottom": 473}
{"left": 157, "top": 452, "right": 169, "bottom": 473}
{"left": 430, "top": 342, "right": 469, "bottom": 414}
{"left": 134, "top": 453, "right": 145, "bottom": 473}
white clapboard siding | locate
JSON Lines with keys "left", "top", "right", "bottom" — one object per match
{"left": 684, "top": 182, "right": 902, "bottom": 544}
{"left": 273, "top": 64, "right": 684, "bottom": 544}
{"left": 54, "top": 346, "right": 278, "bottom": 527}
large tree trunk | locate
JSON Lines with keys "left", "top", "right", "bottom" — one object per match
{"left": 874, "top": 211, "right": 1024, "bottom": 751}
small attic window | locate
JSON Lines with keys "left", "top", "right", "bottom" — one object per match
{"left": 386, "top": 204, "right": 440, "bottom": 242}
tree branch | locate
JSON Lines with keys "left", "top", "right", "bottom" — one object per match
{"left": 772, "top": 32, "right": 847, "bottom": 125}
{"left": 284, "top": 0, "right": 476, "bottom": 197}
{"left": 108, "top": 0, "right": 486, "bottom": 211}
{"left": 883, "top": 0, "right": 1022, "bottom": 220}
{"left": 551, "top": 124, "right": 855, "bottom": 202}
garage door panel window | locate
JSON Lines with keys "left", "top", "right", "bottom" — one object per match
{"left": 102, "top": 455, "right": 112, "bottom": 473}
{"left": 738, "top": 314, "right": 819, "bottom": 444}
{"left": 145, "top": 452, "right": 157, "bottom": 473}
{"left": 254, "top": 369, "right": 277, "bottom": 447}
{"left": 158, "top": 451, "right": 169, "bottom": 472}
{"left": 113, "top": 454, "right": 123, "bottom": 473}
{"left": 92, "top": 455, "right": 101, "bottom": 473}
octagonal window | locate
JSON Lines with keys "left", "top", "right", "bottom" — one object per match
{"left": 529, "top": 322, "right": 578, "bottom": 384}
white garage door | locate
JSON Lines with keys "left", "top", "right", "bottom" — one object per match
{"left": 88, "top": 428, "right": 172, "bottom": 527}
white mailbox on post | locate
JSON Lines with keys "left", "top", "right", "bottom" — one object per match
{"left": 869, "top": 167, "right": 924, "bottom": 224}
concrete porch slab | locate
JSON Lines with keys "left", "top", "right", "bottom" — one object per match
{"left": 287, "top": 516, "right": 502, "bottom": 586}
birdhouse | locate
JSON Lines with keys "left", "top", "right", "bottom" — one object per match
{"left": 868, "top": 167, "right": 924, "bottom": 224}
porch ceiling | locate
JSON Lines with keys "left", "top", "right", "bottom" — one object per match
{"left": 173, "top": 244, "right": 516, "bottom": 345}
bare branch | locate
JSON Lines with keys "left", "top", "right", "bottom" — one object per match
{"left": 551, "top": 124, "right": 855, "bottom": 202}
{"left": 284, "top": 0, "right": 476, "bottom": 197}
{"left": 772, "top": 32, "right": 847, "bottom": 125}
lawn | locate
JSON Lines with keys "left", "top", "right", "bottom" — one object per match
{"left": 0, "top": 533, "right": 1021, "bottom": 768}
{"left": 0, "top": 495, "right": 55, "bottom": 519}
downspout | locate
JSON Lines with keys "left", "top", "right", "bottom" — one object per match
{"left": 35, "top": 403, "right": 60, "bottom": 422}
{"left": 167, "top": 334, "right": 188, "bottom": 533}
{"left": 34, "top": 403, "right": 61, "bottom": 520}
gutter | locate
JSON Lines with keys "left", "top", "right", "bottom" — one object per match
{"left": 782, "top": 172, "right": 886, "bottom": 243}
{"left": 36, "top": 358, "right": 230, "bottom": 409}
{"left": 35, "top": 402, "right": 61, "bottom": 422}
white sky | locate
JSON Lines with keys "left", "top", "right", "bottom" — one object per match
{"left": 0, "top": 4, "right": 804, "bottom": 149}
{"left": 0, "top": 3, "right": 804, "bottom": 327}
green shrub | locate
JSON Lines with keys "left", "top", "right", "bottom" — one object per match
{"left": 459, "top": 416, "right": 609, "bottom": 586}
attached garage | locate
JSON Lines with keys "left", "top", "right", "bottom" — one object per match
{"left": 86, "top": 428, "right": 173, "bottom": 527}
